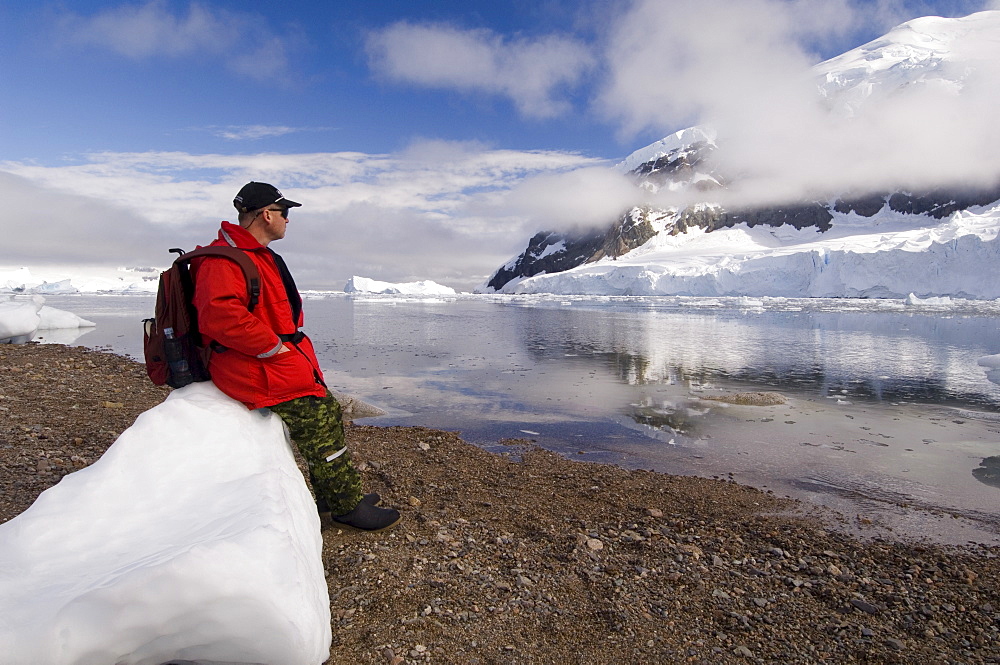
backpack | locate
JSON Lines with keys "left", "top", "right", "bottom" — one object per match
{"left": 143, "top": 246, "right": 260, "bottom": 388}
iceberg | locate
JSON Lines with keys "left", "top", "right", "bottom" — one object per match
{"left": 32, "top": 278, "right": 79, "bottom": 295}
{"left": 345, "top": 275, "right": 456, "bottom": 295}
{"left": 0, "top": 296, "right": 44, "bottom": 343}
{"left": 37, "top": 305, "right": 96, "bottom": 330}
{"left": 0, "top": 382, "right": 331, "bottom": 665}
{"left": 0, "top": 296, "right": 98, "bottom": 344}
{"left": 0, "top": 267, "right": 158, "bottom": 295}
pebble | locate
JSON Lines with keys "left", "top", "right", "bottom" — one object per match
{"left": 586, "top": 538, "right": 604, "bottom": 551}
{"left": 850, "top": 599, "right": 880, "bottom": 615}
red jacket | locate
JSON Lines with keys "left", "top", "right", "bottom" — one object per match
{"left": 191, "top": 222, "right": 327, "bottom": 409}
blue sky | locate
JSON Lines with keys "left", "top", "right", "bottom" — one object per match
{"left": 1, "top": 0, "right": 996, "bottom": 290}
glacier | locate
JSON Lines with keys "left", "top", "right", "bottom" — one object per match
{"left": 503, "top": 202, "right": 1000, "bottom": 298}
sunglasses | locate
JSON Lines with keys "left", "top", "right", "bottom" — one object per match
{"left": 265, "top": 207, "right": 289, "bottom": 219}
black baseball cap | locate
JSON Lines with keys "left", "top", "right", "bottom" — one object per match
{"left": 233, "top": 181, "right": 302, "bottom": 213}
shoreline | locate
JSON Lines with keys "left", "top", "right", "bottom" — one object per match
{"left": 2, "top": 343, "right": 999, "bottom": 663}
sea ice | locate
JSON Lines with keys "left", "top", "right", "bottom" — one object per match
{"left": 37, "top": 305, "right": 96, "bottom": 330}
{"left": 0, "top": 382, "right": 331, "bottom": 665}
{"left": 0, "top": 296, "right": 43, "bottom": 343}
{"left": 1, "top": 296, "right": 98, "bottom": 343}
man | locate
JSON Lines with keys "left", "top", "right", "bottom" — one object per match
{"left": 191, "top": 181, "right": 400, "bottom": 532}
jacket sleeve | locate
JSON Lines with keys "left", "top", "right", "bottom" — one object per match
{"left": 192, "top": 257, "right": 284, "bottom": 358}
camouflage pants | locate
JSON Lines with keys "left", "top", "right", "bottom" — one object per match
{"left": 269, "top": 392, "right": 362, "bottom": 516}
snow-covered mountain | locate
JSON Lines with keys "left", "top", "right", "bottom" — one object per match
{"left": 483, "top": 11, "right": 1000, "bottom": 298}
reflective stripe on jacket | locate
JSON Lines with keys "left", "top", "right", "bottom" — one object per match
{"left": 191, "top": 221, "right": 326, "bottom": 409}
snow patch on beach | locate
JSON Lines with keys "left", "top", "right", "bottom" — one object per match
{"left": 0, "top": 382, "right": 331, "bottom": 665}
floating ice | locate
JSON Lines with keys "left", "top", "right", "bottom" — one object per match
{"left": 0, "top": 382, "right": 331, "bottom": 665}
{"left": 0, "top": 267, "right": 158, "bottom": 295}
{"left": 37, "top": 305, "right": 96, "bottom": 330}
{"left": 1, "top": 296, "right": 98, "bottom": 343}
{"left": 905, "top": 293, "right": 954, "bottom": 306}
{"left": 977, "top": 354, "right": 1000, "bottom": 369}
{"left": 345, "top": 275, "right": 456, "bottom": 295}
{"left": 0, "top": 296, "right": 43, "bottom": 343}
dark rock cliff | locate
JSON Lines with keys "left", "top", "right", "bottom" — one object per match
{"left": 834, "top": 185, "right": 1000, "bottom": 219}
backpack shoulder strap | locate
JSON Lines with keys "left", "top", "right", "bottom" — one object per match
{"left": 176, "top": 246, "right": 261, "bottom": 311}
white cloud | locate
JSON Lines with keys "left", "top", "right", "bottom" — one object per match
{"left": 498, "top": 167, "right": 640, "bottom": 230}
{"left": 597, "top": 0, "right": 853, "bottom": 140}
{"left": 0, "top": 145, "right": 604, "bottom": 291}
{"left": 598, "top": 0, "right": 1000, "bottom": 206}
{"left": 59, "top": 1, "right": 293, "bottom": 82}
{"left": 365, "top": 22, "right": 594, "bottom": 118}
{"left": 212, "top": 126, "right": 303, "bottom": 141}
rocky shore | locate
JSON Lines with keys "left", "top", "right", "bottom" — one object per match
{"left": 1, "top": 343, "right": 999, "bottom": 664}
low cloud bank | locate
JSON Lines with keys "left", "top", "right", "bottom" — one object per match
{"left": 0, "top": 144, "right": 603, "bottom": 291}
{"left": 600, "top": 1, "right": 1000, "bottom": 205}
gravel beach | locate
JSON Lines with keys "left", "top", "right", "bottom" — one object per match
{"left": 1, "top": 343, "right": 999, "bottom": 663}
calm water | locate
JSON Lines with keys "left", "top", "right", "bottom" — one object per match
{"left": 41, "top": 293, "right": 1000, "bottom": 543}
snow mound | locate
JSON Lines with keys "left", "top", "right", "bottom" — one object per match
{"left": 0, "top": 382, "right": 331, "bottom": 665}
{"left": 345, "top": 275, "right": 456, "bottom": 295}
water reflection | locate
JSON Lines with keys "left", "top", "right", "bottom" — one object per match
{"left": 509, "top": 302, "right": 1000, "bottom": 412}
{"left": 43, "top": 293, "right": 1000, "bottom": 421}
{"left": 42, "top": 293, "right": 1000, "bottom": 543}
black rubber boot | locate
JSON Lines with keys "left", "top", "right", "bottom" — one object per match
{"left": 331, "top": 500, "right": 401, "bottom": 533}
{"left": 317, "top": 492, "right": 380, "bottom": 515}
